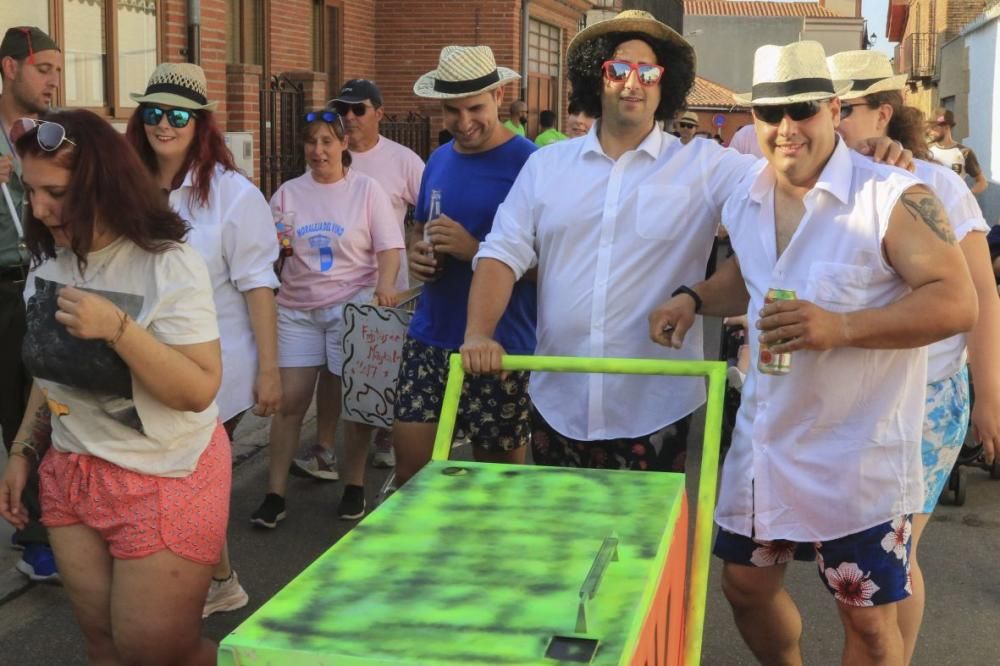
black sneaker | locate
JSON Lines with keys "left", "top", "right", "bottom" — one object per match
{"left": 337, "top": 485, "right": 366, "bottom": 520}
{"left": 250, "top": 493, "right": 286, "bottom": 528}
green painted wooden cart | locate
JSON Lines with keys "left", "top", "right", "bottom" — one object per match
{"left": 219, "top": 355, "right": 725, "bottom": 665}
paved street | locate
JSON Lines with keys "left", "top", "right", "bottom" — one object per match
{"left": 2, "top": 320, "right": 1000, "bottom": 664}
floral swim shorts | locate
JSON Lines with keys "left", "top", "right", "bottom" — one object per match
{"left": 393, "top": 335, "right": 531, "bottom": 452}
{"left": 921, "top": 366, "right": 970, "bottom": 513}
{"left": 713, "top": 515, "right": 913, "bottom": 607}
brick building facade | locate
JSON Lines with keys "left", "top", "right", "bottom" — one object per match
{"left": 3, "top": 0, "right": 594, "bottom": 187}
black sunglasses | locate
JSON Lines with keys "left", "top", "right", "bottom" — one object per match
{"left": 839, "top": 102, "right": 873, "bottom": 120}
{"left": 677, "top": 122, "right": 697, "bottom": 129}
{"left": 331, "top": 101, "right": 371, "bottom": 117}
{"left": 752, "top": 101, "right": 823, "bottom": 125}
{"left": 141, "top": 105, "right": 195, "bottom": 129}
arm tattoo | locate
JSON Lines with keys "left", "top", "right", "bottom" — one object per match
{"left": 29, "top": 404, "right": 53, "bottom": 456}
{"left": 900, "top": 193, "right": 956, "bottom": 244}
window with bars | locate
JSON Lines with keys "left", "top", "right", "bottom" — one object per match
{"left": 528, "top": 19, "right": 560, "bottom": 77}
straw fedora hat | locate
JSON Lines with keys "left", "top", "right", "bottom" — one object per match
{"left": 568, "top": 9, "right": 693, "bottom": 64}
{"left": 826, "top": 50, "right": 909, "bottom": 101}
{"left": 678, "top": 110, "right": 699, "bottom": 125}
{"left": 413, "top": 46, "right": 520, "bottom": 99}
{"left": 130, "top": 62, "right": 218, "bottom": 110}
{"left": 733, "top": 41, "right": 851, "bottom": 106}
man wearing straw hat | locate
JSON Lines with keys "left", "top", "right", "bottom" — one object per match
{"left": 829, "top": 47, "right": 1000, "bottom": 666}
{"left": 0, "top": 26, "right": 62, "bottom": 583}
{"left": 391, "top": 46, "right": 538, "bottom": 487}
{"left": 461, "top": 10, "right": 728, "bottom": 473}
{"left": 461, "top": 11, "right": 910, "bottom": 475}
{"left": 650, "top": 41, "right": 977, "bottom": 664}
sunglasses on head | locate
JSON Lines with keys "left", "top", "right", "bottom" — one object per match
{"left": 331, "top": 101, "right": 371, "bottom": 117}
{"left": 10, "top": 118, "right": 76, "bottom": 151}
{"left": 304, "top": 109, "right": 344, "bottom": 127}
{"left": 141, "top": 105, "right": 195, "bottom": 129}
{"left": 602, "top": 60, "right": 665, "bottom": 87}
{"left": 752, "top": 101, "right": 823, "bottom": 125}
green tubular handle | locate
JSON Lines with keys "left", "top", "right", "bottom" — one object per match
{"left": 434, "top": 354, "right": 726, "bottom": 665}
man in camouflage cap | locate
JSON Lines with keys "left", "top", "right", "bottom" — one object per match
{"left": 0, "top": 25, "right": 62, "bottom": 582}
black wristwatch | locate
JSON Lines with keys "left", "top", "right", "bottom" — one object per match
{"left": 671, "top": 285, "right": 703, "bottom": 314}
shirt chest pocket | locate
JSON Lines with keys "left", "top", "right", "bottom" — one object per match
{"left": 808, "top": 261, "right": 873, "bottom": 309}
{"left": 635, "top": 185, "right": 690, "bottom": 241}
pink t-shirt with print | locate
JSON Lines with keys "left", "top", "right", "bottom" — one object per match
{"left": 271, "top": 170, "right": 404, "bottom": 310}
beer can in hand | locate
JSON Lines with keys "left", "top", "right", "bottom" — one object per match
{"left": 758, "top": 288, "right": 796, "bottom": 375}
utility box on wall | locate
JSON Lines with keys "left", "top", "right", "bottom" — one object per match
{"left": 224, "top": 132, "right": 255, "bottom": 179}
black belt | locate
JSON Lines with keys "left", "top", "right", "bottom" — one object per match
{"left": 0, "top": 264, "right": 28, "bottom": 284}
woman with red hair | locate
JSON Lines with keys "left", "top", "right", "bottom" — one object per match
{"left": 0, "top": 109, "right": 225, "bottom": 665}
{"left": 126, "top": 63, "right": 281, "bottom": 618}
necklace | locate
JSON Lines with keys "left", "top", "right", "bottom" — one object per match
{"left": 72, "top": 236, "right": 124, "bottom": 288}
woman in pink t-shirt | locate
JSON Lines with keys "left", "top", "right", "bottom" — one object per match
{"left": 252, "top": 110, "right": 403, "bottom": 528}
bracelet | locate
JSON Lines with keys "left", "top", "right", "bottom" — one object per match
{"left": 10, "top": 440, "right": 38, "bottom": 461}
{"left": 107, "top": 311, "right": 131, "bottom": 348}
{"left": 672, "top": 285, "right": 703, "bottom": 314}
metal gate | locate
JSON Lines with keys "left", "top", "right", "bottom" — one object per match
{"left": 260, "top": 75, "right": 306, "bottom": 199}
{"left": 380, "top": 112, "right": 432, "bottom": 161}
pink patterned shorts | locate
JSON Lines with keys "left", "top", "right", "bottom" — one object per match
{"left": 39, "top": 423, "right": 231, "bottom": 565}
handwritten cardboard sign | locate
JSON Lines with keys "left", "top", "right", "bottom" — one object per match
{"left": 341, "top": 303, "right": 412, "bottom": 427}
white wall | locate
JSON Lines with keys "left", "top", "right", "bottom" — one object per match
{"left": 965, "top": 15, "right": 999, "bottom": 179}
{"left": 802, "top": 17, "right": 866, "bottom": 54}
{"left": 964, "top": 9, "right": 1000, "bottom": 222}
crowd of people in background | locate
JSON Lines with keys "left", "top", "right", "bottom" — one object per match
{"left": 0, "top": 7, "right": 996, "bottom": 664}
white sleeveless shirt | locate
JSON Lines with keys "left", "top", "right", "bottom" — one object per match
{"left": 716, "top": 140, "right": 927, "bottom": 541}
{"left": 914, "top": 159, "right": 989, "bottom": 383}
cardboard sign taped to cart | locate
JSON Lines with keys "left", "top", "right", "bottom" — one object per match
{"left": 341, "top": 301, "right": 413, "bottom": 427}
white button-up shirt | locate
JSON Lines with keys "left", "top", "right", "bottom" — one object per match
{"left": 171, "top": 166, "right": 280, "bottom": 421}
{"left": 914, "top": 159, "right": 989, "bottom": 383}
{"left": 475, "top": 124, "right": 754, "bottom": 440}
{"left": 717, "top": 139, "right": 927, "bottom": 542}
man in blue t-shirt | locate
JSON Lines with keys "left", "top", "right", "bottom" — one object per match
{"left": 392, "top": 45, "right": 538, "bottom": 486}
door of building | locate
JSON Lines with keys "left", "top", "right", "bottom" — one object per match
{"left": 527, "top": 18, "right": 561, "bottom": 139}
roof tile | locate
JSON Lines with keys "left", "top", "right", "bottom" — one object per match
{"left": 687, "top": 76, "right": 748, "bottom": 109}
{"left": 684, "top": 1, "right": 840, "bottom": 17}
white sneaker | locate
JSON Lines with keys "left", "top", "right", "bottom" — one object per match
{"left": 291, "top": 445, "right": 340, "bottom": 480}
{"left": 372, "top": 430, "right": 395, "bottom": 468}
{"left": 726, "top": 365, "right": 746, "bottom": 390}
{"left": 203, "top": 571, "right": 249, "bottom": 618}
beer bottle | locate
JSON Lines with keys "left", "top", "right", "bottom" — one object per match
{"left": 423, "top": 189, "right": 446, "bottom": 281}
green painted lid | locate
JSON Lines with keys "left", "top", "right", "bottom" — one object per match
{"left": 220, "top": 461, "right": 685, "bottom": 665}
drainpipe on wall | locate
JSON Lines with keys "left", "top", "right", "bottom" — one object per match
{"left": 521, "top": 0, "right": 531, "bottom": 102}
{"left": 187, "top": 0, "right": 201, "bottom": 65}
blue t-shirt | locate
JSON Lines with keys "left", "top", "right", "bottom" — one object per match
{"left": 409, "top": 136, "right": 538, "bottom": 354}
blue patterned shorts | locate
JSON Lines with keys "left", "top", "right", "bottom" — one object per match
{"left": 393, "top": 336, "right": 531, "bottom": 452}
{"left": 921, "top": 366, "right": 970, "bottom": 513}
{"left": 714, "top": 516, "right": 913, "bottom": 607}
